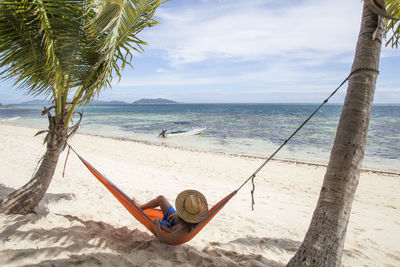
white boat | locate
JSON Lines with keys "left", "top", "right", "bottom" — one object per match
{"left": 159, "top": 121, "right": 206, "bottom": 137}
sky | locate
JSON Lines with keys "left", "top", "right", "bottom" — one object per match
{"left": 0, "top": 0, "right": 399, "bottom": 104}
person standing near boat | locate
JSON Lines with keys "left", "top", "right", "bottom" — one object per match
{"left": 159, "top": 129, "right": 168, "bottom": 138}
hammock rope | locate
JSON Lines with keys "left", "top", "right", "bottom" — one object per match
{"left": 235, "top": 67, "right": 379, "bottom": 209}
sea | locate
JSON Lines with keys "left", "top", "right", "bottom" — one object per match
{"left": 1, "top": 103, "right": 399, "bottom": 173}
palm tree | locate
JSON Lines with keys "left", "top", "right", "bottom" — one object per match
{"left": 0, "top": 0, "right": 164, "bottom": 214}
{"left": 288, "top": 1, "right": 399, "bottom": 266}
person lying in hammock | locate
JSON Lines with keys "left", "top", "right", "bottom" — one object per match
{"left": 132, "top": 189, "right": 208, "bottom": 244}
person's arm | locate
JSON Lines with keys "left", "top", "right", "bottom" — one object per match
{"left": 154, "top": 217, "right": 187, "bottom": 245}
{"left": 167, "top": 212, "right": 178, "bottom": 222}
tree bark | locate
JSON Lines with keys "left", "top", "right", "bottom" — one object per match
{"left": 0, "top": 119, "right": 66, "bottom": 214}
{"left": 287, "top": 3, "right": 382, "bottom": 267}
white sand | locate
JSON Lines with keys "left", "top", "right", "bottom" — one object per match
{"left": 0, "top": 124, "right": 399, "bottom": 266}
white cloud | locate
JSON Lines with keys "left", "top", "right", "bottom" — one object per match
{"left": 117, "top": 58, "right": 346, "bottom": 94}
{"left": 143, "top": 0, "right": 362, "bottom": 65}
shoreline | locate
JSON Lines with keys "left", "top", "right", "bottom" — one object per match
{"left": 83, "top": 132, "right": 400, "bottom": 177}
{"left": 6, "top": 123, "right": 398, "bottom": 177}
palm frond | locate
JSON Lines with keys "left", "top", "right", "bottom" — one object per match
{"left": 0, "top": 0, "right": 88, "bottom": 97}
{"left": 0, "top": 1, "right": 54, "bottom": 95}
{"left": 385, "top": 0, "right": 400, "bottom": 48}
{"left": 77, "top": 0, "right": 163, "bottom": 105}
{"left": 0, "top": 0, "right": 164, "bottom": 125}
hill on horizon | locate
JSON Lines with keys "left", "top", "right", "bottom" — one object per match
{"left": 20, "top": 100, "right": 52, "bottom": 105}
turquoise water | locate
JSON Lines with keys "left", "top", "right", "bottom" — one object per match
{"left": 1, "top": 103, "right": 399, "bottom": 173}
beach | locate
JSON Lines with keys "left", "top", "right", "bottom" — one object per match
{"left": 0, "top": 124, "right": 399, "bottom": 266}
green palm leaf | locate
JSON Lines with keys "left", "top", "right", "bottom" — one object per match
{"left": 385, "top": 0, "right": 400, "bottom": 48}
{"left": 79, "top": 0, "right": 163, "bottom": 105}
{"left": 0, "top": 0, "right": 163, "bottom": 124}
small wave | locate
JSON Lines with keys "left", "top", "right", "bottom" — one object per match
{"left": 0, "top": 116, "right": 21, "bottom": 122}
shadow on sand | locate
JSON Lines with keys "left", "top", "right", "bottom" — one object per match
{"left": 0, "top": 183, "right": 75, "bottom": 216}
{"left": 0, "top": 211, "right": 296, "bottom": 267}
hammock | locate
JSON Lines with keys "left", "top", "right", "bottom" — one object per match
{"left": 76, "top": 153, "right": 236, "bottom": 246}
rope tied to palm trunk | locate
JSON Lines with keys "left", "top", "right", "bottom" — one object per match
{"left": 33, "top": 107, "right": 83, "bottom": 178}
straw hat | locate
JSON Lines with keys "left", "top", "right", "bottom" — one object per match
{"left": 175, "top": 190, "right": 208, "bottom": 223}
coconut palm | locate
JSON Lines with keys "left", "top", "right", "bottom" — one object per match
{"left": 0, "top": 0, "right": 163, "bottom": 214}
{"left": 288, "top": 1, "right": 399, "bottom": 266}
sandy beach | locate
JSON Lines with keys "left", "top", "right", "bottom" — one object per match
{"left": 0, "top": 124, "right": 399, "bottom": 266}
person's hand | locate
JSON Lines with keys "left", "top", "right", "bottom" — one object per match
{"left": 153, "top": 217, "right": 162, "bottom": 238}
{"left": 168, "top": 212, "right": 178, "bottom": 221}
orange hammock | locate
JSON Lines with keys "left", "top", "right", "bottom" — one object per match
{"left": 76, "top": 154, "right": 236, "bottom": 245}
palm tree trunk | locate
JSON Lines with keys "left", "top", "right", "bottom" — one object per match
{"left": 0, "top": 126, "right": 64, "bottom": 214}
{"left": 287, "top": 3, "right": 382, "bottom": 267}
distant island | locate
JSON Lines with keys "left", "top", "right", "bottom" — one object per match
{"left": 20, "top": 100, "right": 52, "bottom": 105}
{"left": 133, "top": 98, "right": 179, "bottom": 104}
{"left": 19, "top": 99, "right": 128, "bottom": 106}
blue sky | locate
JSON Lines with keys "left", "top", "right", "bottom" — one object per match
{"left": 0, "top": 0, "right": 399, "bottom": 104}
